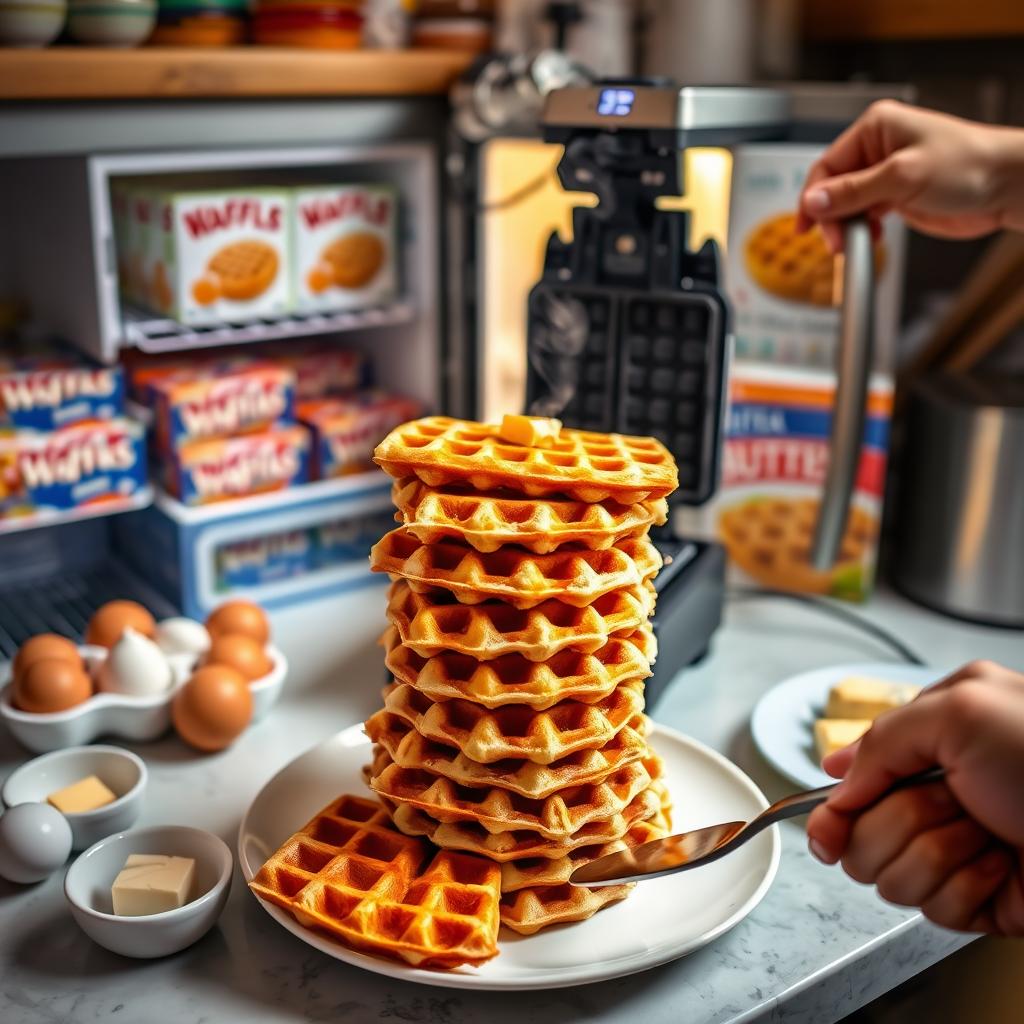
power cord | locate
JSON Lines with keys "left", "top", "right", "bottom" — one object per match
{"left": 475, "top": 169, "right": 555, "bottom": 214}
{"left": 727, "top": 587, "right": 927, "bottom": 667}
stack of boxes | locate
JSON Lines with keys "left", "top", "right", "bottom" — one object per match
{"left": 111, "top": 182, "right": 398, "bottom": 327}
{"left": 0, "top": 347, "right": 148, "bottom": 527}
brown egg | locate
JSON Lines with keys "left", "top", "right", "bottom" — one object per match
{"left": 205, "top": 633, "right": 272, "bottom": 682}
{"left": 13, "top": 658, "right": 93, "bottom": 714}
{"left": 12, "top": 634, "right": 82, "bottom": 684}
{"left": 86, "top": 601, "right": 157, "bottom": 649}
{"left": 172, "top": 664, "right": 253, "bottom": 752}
{"left": 206, "top": 600, "right": 270, "bottom": 646}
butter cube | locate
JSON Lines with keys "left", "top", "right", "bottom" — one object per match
{"left": 825, "top": 676, "right": 921, "bottom": 722}
{"left": 814, "top": 718, "right": 872, "bottom": 761}
{"left": 112, "top": 854, "right": 196, "bottom": 917}
{"left": 498, "top": 414, "right": 562, "bottom": 448}
{"left": 47, "top": 775, "right": 117, "bottom": 814}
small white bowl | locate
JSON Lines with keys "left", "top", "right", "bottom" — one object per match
{"left": 65, "top": 825, "right": 232, "bottom": 958}
{"left": 2, "top": 745, "right": 146, "bottom": 851}
{"left": 66, "top": 0, "right": 154, "bottom": 46}
{"left": 0, "top": 0, "right": 66, "bottom": 46}
{"left": 0, "top": 646, "right": 286, "bottom": 752}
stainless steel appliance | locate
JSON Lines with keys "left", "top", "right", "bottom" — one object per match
{"left": 894, "top": 373, "right": 1024, "bottom": 628}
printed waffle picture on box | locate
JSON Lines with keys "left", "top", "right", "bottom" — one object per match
{"left": 249, "top": 413, "right": 678, "bottom": 963}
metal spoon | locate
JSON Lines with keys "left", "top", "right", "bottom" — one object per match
{"left": 569, "top": 767, "right": 947, "bottom": 887}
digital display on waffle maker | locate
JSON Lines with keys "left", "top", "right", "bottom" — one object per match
{"left": 596, "top": 88, "right": 636, "bottom": 117}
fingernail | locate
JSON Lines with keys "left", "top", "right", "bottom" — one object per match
{"left": 805, "top": 188, "right": 830, "bottom": 212}
{"left": 809, "top": 838, "right": 836, "bottom": 865}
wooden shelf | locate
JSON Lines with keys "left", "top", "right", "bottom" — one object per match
{"left": 0, "top": 47, "right": 477, "bottom": 101}
{"left": 803, "top": 0, "right": 1024, "bottom": 41}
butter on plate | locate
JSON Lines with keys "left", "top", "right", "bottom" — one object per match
{"left": 112, "top": 854, "right": 196, "bottom": 917}
{"left": 825, "top": 676, "right": 921, "bottom": 721}
{"left": 814, "top": 718, "right": 872, "bottom": 760}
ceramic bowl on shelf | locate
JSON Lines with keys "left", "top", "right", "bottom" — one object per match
{"left": 0, "top": 644, "right": 286, "bottom": 753}
{"left": 67, "top": 0, "right": 156, "bottom": 45}
{"left": 0, "top": 0, "right": 66, "bottom": 46}
{"left": 65, "top": 825, "right": 232, "bottom": 958}
{"left": 1, "top": 745, "right": 147, "bottom": 851}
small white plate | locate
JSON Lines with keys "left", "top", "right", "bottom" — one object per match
{"left": 239, "top": 721, "right": 780, "bottom": 991}
{"left": 751, "top": 662, "right": 944, "bottom": 790}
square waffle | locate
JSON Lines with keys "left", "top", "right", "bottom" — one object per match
{"left": 247, "top": 794, "right": 501, "bottom": 969}
{"left": 381, "top": 680, "right": 646, "bottom": 765}
{"left": 381, "top": 779, "right": 668, "bottom": 862}
{"left": 371, "top": 528, "right": 662, "bottom": 609}
{"left": 366, "top": 710, "right": 649, "bottom": 799}
{"left": 391, "top": 477, "right": 668, "bottom": 554}
{"left": 382, "top": 625, "right": 655, "bottom": 710}
{"left": 374, "top": 416, "right": 678, "bottom": 504}
{"left": 385, "top": 579, "right": 656, "bottom": 661}
{"left": 367, "top": 747, "right": 656, "bottom": 841}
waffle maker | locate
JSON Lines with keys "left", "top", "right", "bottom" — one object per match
{"left": 525, "top": 81, "right": 789, "bottom": 704}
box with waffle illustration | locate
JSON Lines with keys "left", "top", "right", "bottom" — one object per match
{"left": 726, "top": 144, "right": 905, "bottom": 367}
{"left": 292, "top": 185, "right": 397, "bottom": 314}
{"left": 677, "top": 363, "right": 892, "bottom": 601}
{"left": 136, "top": 189, "right": 291, "bottom": 326}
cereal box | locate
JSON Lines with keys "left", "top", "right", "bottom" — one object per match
{"left": 297, "top": 392, "right": 420, "bottom": 479}
{"left": 215, "top": 529, "right": 313, "bottom": 589}
{"left": 0, "top": 354, "right": 124, "bottom": 431}
{"left": 151, "top": 361, "right": 296, "bottom": 453}
{"left": 167, "top": 424, "right": 311, "bottom": 505}
{"left": 0, "top": 419, "right": 148, "bottom": 522}
{"left": 726, "top": 144, "right": 905, "bottom": 369}
{"left": 152, "top": 189, "right": 291, "bottom": 326}
{"left": 677, "top": 363, "right": 893, "bottom": 601}
{"left": 292, "top": 185, "right": 397, "bottom": 314}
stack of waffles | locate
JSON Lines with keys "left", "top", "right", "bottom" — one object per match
{"left": 365, "top": 415, "right": 679, "bottom": 935}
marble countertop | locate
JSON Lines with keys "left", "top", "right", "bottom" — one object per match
{"left": 1, "top": 583, "right": 1020, "bottom": 1024}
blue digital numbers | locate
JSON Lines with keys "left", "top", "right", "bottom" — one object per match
{"left": 597, "top": 88, "right": 636, "bottom": 117}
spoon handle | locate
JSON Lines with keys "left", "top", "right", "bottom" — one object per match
{"left": 743, "top": 766, "right": 948, "bottom": 841}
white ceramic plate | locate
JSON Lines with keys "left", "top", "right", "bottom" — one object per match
{"left": 239, "top": 721, "right": 780, "bottom": 991}
{"left": 751, "top": 662, "right": 944, "bottom": 790}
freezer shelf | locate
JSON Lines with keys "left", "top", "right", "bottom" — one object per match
{"left": 0, "top": 486, "right": 154, "bottom": 539}
{"left": 123, "top": 300, "right": 417, "bottom": 354}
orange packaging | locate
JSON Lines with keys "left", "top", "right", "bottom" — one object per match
{"left": 167, "top": 424, "right": 311, "bottom": 505}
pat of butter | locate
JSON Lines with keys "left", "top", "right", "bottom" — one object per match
{"left": 498, "top": 414, "right": 562, "bottom": 448}
{"left": 825, "top": 676, "right": 921, "bottom": 722}
{"left": 814, "top": 719, "right": 872, "bottom": 760}
{"left": 47, "top": 775, "right": 117, "bottom": 814}
{"left": 112, "top": 854, "right": 196, "bottom": 917}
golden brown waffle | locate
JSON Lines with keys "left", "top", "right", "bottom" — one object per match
{"left": 381, "top": 681, "right": 646, "bottom": 765}
{"left": 392, "top": 477, "right": 669, "bottom": 554}
{"left": 370, "top": 528, "right": 662, "bottom": 609}
{"left": 247, "top": 794, "right": 501, "bottom": 969}
{"left": 366, "top": 710, "right": 649, "bottom": 799}
{"left": 206, "top": 239, "right": 279, "bottom": 301}
{"left": 500, "top": 882, "right": 633, "bottom": 935}
{"left": 500, "top": 808, "right": 671, "bottom": 893}
{"left": 367, "top": 748, "right": 654, "bottom": 841}
{"left": 374, "top": 416, "right": 678, "bottom": 504}
{"left": 718, "top": 497, "right": 877, "bottom": 595}
{"left": 383, "top": 625, "right": 655, "bottom": 710}
{"left": 386, "top": 580, "right": 655, "bottom": 661}
{"left": 322, "top": 232, "right": 385, "bottom": 289}
{"left": 382, "top": 780, "right": 667, "bottom": 862}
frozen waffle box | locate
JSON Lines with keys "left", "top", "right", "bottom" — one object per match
{"left": 121, "top": 187, "right": 291, "bottom": 325}
{"left": 0, "top": 418, "right": 147, "bottom": 522}
{"left": 676, "top": 362, "right": 892, "bottom": 601}
{"left": 0, "top": 351, "right": 124, "bottom": 432}
{"left": 216, "top": 529, "right": 314, "bottom": 589}
{"left": 150, "top": 361, "right": 297, "bottom": 454}
{"left": 292, "top": 184, "right": 398, "bottom": 314}
{"left": 166, "top": 424, "right": 311, "bottom": 505}
{"left": 264, "top": 342, "right": 366, "bottom": 401}
{"left": 298, "top": 392, "right": 421, "bottom": 479}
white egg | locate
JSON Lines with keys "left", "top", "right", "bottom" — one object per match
{"left": 155, "top": 617, "right": 211, "bottom": 658}
{"left": 0, "top": 802, "right": 73, "bottom": 884}
{"left": 97, "top": 627, "right": 173, "bottom": 697}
